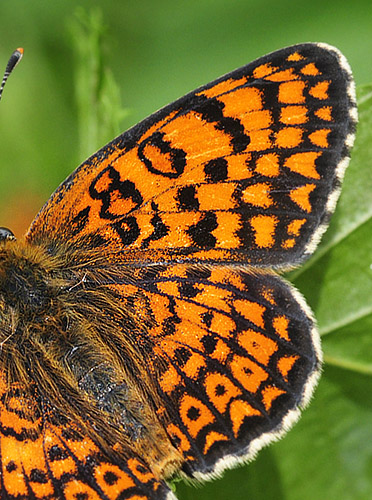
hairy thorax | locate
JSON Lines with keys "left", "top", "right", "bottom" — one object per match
{"left": 0, "top": 237, "right": 181, "bottom": 478}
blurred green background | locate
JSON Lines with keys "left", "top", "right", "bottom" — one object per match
{"left": 0, "top": 1, "right": 372, "bottom": 500}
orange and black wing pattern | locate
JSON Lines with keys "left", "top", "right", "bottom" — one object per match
{"left": 0, "top": 43, "right": 356, "bottom": 500}
{"left": 109, "top": 262, "right": 321, "bottom": 479}
{"left": 27, "top": 43, "right": 356, "bottom": 268}
{"left": 0, "top": 373, "right": 175, "bottom": 500}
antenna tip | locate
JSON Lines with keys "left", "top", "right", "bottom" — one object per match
{"left": 0, "top": 47, "right": 24, "bottom": 101}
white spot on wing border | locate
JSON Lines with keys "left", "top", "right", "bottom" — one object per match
{"left": 304, "top": 43, "right": 357, "bottom": 255}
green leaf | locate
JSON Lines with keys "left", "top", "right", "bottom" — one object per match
{"left": 176, "top": 88, "right": 372, "bottom": 499}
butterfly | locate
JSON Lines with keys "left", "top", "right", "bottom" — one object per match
{"left": 0, "top": 43, "right": 357, "bottom": 500}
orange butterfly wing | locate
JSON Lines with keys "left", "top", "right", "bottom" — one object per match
{"left": 105, "top": 263, "right": 321, "bottom": 478}
{"left": 0, "top": 374, "right": 175, "bottom": 500}
{"left": 27, "top": 43, "right": 356, "bottom": 268}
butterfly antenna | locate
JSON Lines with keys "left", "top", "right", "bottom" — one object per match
{"left": 0, "top": 47, "right": 23, "bottom": 102}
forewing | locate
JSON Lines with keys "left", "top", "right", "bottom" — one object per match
{"left": 0, "top": 374, "right": 174, "bottom": 500}
{"left": 106, "top": 263, "right": 321, "bottom": 479}
{"left": 27, "top": 43, "right": 356, "bottom": 268}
